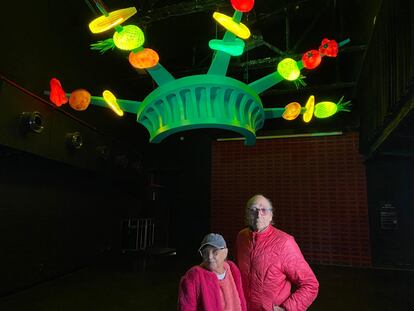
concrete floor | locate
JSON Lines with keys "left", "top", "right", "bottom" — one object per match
{"left": 0, "top": 253, "right": 413, "bottom": 310}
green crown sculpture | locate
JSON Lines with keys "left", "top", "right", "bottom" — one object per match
{"left": 84, "top": 2, "right": 350, "bottom": 145}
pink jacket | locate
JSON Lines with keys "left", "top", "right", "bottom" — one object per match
{"left": 236, "top": 226, "right": 319, "bottom": 311}
{"left": 178, "top": 260, "right": 247, "bottom": 311}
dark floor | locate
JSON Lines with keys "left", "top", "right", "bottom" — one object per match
{"left": 1, "top": 253, "right": 413, "bottom": 311}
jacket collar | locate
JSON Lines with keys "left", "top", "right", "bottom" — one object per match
{"left": 250, "top": 225, "right": 274, "bottom": 241}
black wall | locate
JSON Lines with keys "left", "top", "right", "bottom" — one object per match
{"left": 357, "top": 0, "right": 414, "bottom": 153}
{"left": 366, "top": 156, "right": 414, "bottom": 268}
{"left": 0, "top": 146, "right": 133, "bottom": 295}
{"left": 357, "top": 0, "right": 414, "bottom": 269}
{"left": 0, "top": 0, "right": 144, "bottom": 293}
{"left": 142, "top": 133, "right": 212, "bottom": 260}
{"left": 0, "top": 0, "right": 215, "bottom": 295}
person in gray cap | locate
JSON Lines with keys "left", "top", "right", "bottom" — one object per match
{"left": 178, "top": 233, "right": 247, "bottom": 311}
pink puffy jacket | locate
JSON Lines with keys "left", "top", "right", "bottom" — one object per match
{"left": 178, "top": 260, "right": 247, "bottom": 311}
{"left": 236, "top": 226, "right": 319, "bottom": 311}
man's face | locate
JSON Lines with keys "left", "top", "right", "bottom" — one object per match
{"left": 247, "top": 196, "right": 273, "bottom": 232}
{"left": 200, "top": 245, "right": 228, "bottom": 273}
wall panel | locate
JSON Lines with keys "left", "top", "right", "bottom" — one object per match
{"left": 211, "top": 132, "right": 371, "bottom": 266}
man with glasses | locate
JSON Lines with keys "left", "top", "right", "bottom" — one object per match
{"left": 178, "top": 233, "right": 247, "bottom": 311}
{"left": 236, "top": 195, "right": 319, "bottom": 311}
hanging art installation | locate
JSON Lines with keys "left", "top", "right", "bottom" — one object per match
{"left": 49, "top": 0, "right": 351, "bottom": 145}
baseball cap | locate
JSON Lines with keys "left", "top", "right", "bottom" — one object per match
{"left": 198, "top": 233, "right": 227, "bottom": 253}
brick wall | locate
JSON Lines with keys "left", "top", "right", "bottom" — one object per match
{"left": 211, "top": 132, "right": 371, "bottom": 266}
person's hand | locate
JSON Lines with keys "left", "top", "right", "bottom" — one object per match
{"left": 273, "top": 306, "right": 285, "bottom": 311}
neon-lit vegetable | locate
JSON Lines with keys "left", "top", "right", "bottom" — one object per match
{"left": 103, "top": 90, "right": 124, "bottom": 116}
{"left": 231, "top": 0, "right": 255, "bottom": 12}
{"left": 303, "top": 95, "right": 315, "bottom": 123}
{"left": 49, "top": 78, "right": 68, "bottom": 106}
{"left": 69, "top": 89, "right": 91, "bottom": 111}
{"left": 319, "top": 38, "right": 338, "bottom": 57}
{"left": 213, "top": 12, "right": 251, "bottom": 39}
{"left": 277, "top": 58, "right": 300, "bottom": 81}
{"left": 128, "top": 48, "right": 159, "bottom": 69}
{"left": 314, "top": 96, "right": 351, "bottom": 118}
{"left": 113, "top": 25, "right": 145, "bottom": 50}
{"left": 302, "top": 50, "right": 322, "bottom": 69}
{"left": 282, "top": 102, "right": 302, "bottom": 120}
{"left": 89, "top": 7, "right": 137, "bottom": 34}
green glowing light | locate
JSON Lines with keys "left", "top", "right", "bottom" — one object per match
{"left": 277, "top": 58, "right": 300, "bottom": 81}
{"left": 209, "top": 38, "right": 245, "bottom": 56}
{"left": 314, "top": 96, "right": 351, "bottom": 118}
{"left": 103, "top": 90, "right": 124, "bottom": 116}
{"left": 314, "top": 101, "right": 338, "bottom": 118}
{"left": 88, "top": 7, "right": 137, "bottom": 34}
{"left": 303, "top": 95, "right": 315, "bottom": 123}
{"left": 113, "top": 25, "right": 145, "bottom": 51}
{"left": 212, "top": 12, "right": 251, "bottom": 39}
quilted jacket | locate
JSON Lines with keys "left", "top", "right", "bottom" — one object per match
{"left": 236, "top": 226, "right": 319, "bottom": 311}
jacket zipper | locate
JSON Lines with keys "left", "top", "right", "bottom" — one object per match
{"left": 248, "top": 232, "right": 257, "bottom": 307}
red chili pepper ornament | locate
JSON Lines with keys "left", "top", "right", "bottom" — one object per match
{"left": 319, "top": 38, "right": 338, "bottom": 57}
{"left": 49, "top": 78, "right": 68, "bottom": 106}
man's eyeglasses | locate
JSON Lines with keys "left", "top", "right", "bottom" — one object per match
{"left": 247, "top": 207, "right": 273, "bottom": 215}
